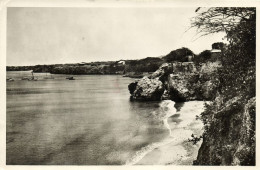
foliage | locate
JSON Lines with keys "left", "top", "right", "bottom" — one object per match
{"left": 125, "top": 57, "right": 163, "bottom": 73}
{"left": 192, "top": 7, "right": 256, "bottom": 165}
{"left": 188, "top": 134, "right": 203, "bottom": 145}
{"left": 212, "top": 42, "right": 224, "bottom": 50}
{"left": 193, "top": 50, "right": 211, "bottom": 64}
{"left": 192, "top": 6, "right": 256, "bottom": 122}
{"left": 218, "top": 8, "right": 255, "bottom": 101}
{"left": 163, "top": 47, "right": 194, "bottom": 62}
{"left": 191, "top": 7, "right": 255, "bottom": 38}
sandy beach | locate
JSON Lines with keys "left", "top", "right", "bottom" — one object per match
{"left": 135, "top": 101, "right": 205, "bottom": 165}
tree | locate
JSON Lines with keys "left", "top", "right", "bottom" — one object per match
{"left": 212, "top": 42, "right": 224, "bottom": 50}
{"left": 163, "top": 47, "right": 194, "bottom": 62}
{"left": 193, "top": 50, "right": 211, "bottom": 64}
{"left": 191, "top": 7, "right": 255, "bottom": 39}
{"left": 192, "top": 7, "right": 256, "bottom": 165}
{"left": 191, "top": 7, "right": 255, "bottom": 99}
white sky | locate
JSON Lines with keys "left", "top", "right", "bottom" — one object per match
{"left": 7, "top": 7, "right": 226, "bottom": 66}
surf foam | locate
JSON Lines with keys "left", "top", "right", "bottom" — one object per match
{"left": 125, "top": 100, "right": 176, "bottom": 165}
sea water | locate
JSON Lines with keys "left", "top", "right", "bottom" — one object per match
{"left": 6, "top": 71, "right": 177, "bottom": 165}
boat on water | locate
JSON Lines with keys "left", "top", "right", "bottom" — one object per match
{"left": 30, "top": 77, "right": 38, "bottom": 81}
{"left": 43, "top": 73, "right": 54, "bottom": 79}
{"left": 6, "top": 78, "right": 14, "bottom": 81}
{"left": 66, "top": 76, "right": 75, "bottom": 80}
{"left": 21, "top": 77, "right": 29, "bottom": 80}
{"left": 21, "top": 71, "right": 38, "bottom": 81}
{"left": 21, "top": 77, "right": 37, "bottom": 81}
{"left": 44, "top": 76, "right": 54, "bottom": 79}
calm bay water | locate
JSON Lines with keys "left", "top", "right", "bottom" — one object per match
{"left": 6, "top": 71, "right": 173, "bottom": 165}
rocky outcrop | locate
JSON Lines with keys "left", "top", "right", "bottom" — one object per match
{"left": 128, "top": 77, "right": 164, "bottom": 101}
{"left": 128, "top": 61, "right": 221, "bottom": 102}
{"left": 194, "top": 96, "right": 255, "bottom": 165}
{"left": 128, "top": 59, "right": 255, "bottom": 165}
{"left": 167, "top": 73, "right": 197, "bottom": 101}
{"left": 149, "top": 63, "right": 173, "bottom": 80}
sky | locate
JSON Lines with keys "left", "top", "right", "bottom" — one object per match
{"left": 7, "top": 7, "right": 226, "bottom": 66}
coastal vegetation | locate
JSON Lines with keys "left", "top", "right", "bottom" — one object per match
{"left": 6, "top": 7, "right": 255, "bottom": 166}
{"left": 192, "top": 7, "right": 256, "bottom": 165}
{"left": 7, "top": 48, "right": 197, "bottom": 76}
{"left": 163, "top": 47, "right": 194, "bottom": 62}
{"left": 128, "top": 7, "right": 255, "bottom": 165}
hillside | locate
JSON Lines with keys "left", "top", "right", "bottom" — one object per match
{"left": 6, "top": 47, "right": 221, "bottom": 77}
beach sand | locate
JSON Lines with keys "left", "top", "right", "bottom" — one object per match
{"left": 136, "top": 101, "right": 205, "bottom": 165}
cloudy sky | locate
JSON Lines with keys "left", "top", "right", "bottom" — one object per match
{"left": 7, "top": 7, "right": 226, "bottom": 66}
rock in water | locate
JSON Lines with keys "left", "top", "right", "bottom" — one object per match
{"left": 128, "top": 61, "right": 220, "bottom": 102}
{"left": 128, "top": 81, "right": 138, "bottom": 94}
{"left": 129, "top": 77, "right": 164, "bottom": 101}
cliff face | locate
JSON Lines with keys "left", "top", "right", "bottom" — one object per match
{"left": 194, "top": 96, "right": 255, "bottom": 165}
{"left": 128, "top": 61, "right": 255, "bottom": 165}
{"left": 128, "top": 61, "right": 221, "bottom": 102}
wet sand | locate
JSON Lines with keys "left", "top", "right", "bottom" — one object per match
{"left": 136, "top": 101, "right": 205, "bottom": 165}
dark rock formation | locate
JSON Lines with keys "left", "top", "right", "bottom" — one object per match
{"left": 128, "top": 61, "right": 221, "bottom": 102}
{"left": 129, "top": 59, "right": 255, "bottom": 165}
{"left": 149, "top": 63, "right": 173, "bottom": 79}
{"left": 128, "top": 81, "right": 138, "bottom": 94}
{"left": 128, "top": 77, "right": 164, "bottom": 101}
{"left": 167, "top": 73, "right": 197, "bottom": 102}
{"left": 194, "top": 96, "right": 255, "bottom": 165}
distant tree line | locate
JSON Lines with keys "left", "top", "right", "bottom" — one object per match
{"left": 7, "top": 44, "right": 224, "bottom": 74}
{"left": 163, "top": 47, "right": 194, "bottom": 62}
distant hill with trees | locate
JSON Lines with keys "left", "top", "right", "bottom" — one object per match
{"left": 163, "top": 47, "right": 194, "bottom": 62}
{"left": 7, "top": 45, "right": 223, "bottom": 76}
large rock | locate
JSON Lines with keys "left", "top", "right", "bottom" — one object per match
{"left": 150, "top": 63, "right": 173, "bottom": 79}
{"left": 129, "top": 77, "right": 164, "bottom": 101}
{"left": 167, "top": 74, "right": 196, "bottom": 102}
{"left": 128, "top": 81, "right": 138, "bottom": 94}
{"left": 172, "top": 62, "right": 197, "bottom": 73}
{"left": 165, "top": 62, "right": 218, "bottom": 101}
{"left": 128, "top": 61, "right": 220, "bottom": 102}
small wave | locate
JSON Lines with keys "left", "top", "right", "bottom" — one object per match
{"left": 125, "top": 100, "right": 176, "bottom": 165}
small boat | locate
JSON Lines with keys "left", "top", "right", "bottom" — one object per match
{"left": 31, "top": 77, "right": 38, "bottom": 81}
{"left": 44, "top": 76, "right": 54, "bottom": 79}
{"left": 24, "top": 71, "right": 38, "bottom": 81}
{"left": 44, "top": 73, "right": 54, "bottom": 79}
{"left": 27, "top": 77, "right": 38, "bottom": 81}
{"left": 6, "top": 78, "right": 14, "bottom": 81}
{"left": 21, "top": 77, "right": 29, "bottom": 80}
{"left": 29, "top": 71, "right": 37, "bottom": 81}
{"left": 66, "top": 76, "right": 75, "bottom": 80}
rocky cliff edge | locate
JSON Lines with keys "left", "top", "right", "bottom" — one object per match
{"left": 128, "top": 61, "right": 221, "bottom": 102}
